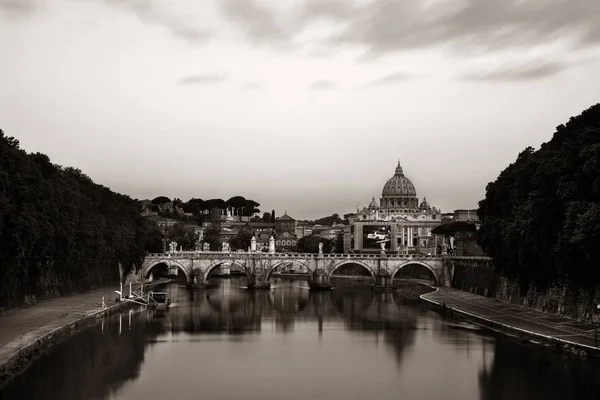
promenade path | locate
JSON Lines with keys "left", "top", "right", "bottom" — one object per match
{"left": 0, "top": 286, "right": 123, "bottom": 364}
{"left": 421, "top": 287, "right": 600, "bottom": 351}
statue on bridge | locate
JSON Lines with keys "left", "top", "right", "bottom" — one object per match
{"left": 318, "top": 242, "right": 323, "bottom": 255}
{"left": 202, "top": 242, "right": 210, "bottom": 252}
{"left": 222, "top": 242, "right": 230, "bottom": 252}
{"left": 269, "top": 236, "right": 275, "bottom": 254}
{"left": 169, "top": 241, "right": 178, "bottom": 253}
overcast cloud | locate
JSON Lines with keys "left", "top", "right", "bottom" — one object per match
{"left": 1, "top": 0, "right": 599, "bottom": 219}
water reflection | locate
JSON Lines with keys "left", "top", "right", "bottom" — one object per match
{"left": 2, "top": 278, "right": 600, "bottom": 400}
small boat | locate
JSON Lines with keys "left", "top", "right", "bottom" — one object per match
{"left": 148, "top": 291, "right": 171, "bottom": 311}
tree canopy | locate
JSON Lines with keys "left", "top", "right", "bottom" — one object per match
{"left": 0, "top": 131, "right": 159, "bottom": 309}
{"left": 295, "top": 235, "right": 334, "bottom": 253}
{"left": 229, "top": 230, "right": 253, "bottom": 251}
{"left": 432, "top": 221, "right": 477, "bottom": 236}
{"left": 477, "top": 103, "right": 600, "bottom": 293}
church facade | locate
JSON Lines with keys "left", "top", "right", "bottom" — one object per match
{"left": 344, "top": 161, "right": 443, "bottom": 254}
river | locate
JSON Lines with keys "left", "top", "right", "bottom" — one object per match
{"left": 2, "top": 277, "right": 600, "bottom": 400}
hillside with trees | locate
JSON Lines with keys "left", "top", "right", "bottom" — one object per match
{"left": 147, "top": 196, "right": 262, "bottom": 224}
{"left": 477, "top": 104, "right": 600, "bottom": 299}
{"left": 0, "top": 131, "right": 162, "bottom": 310}
{"left": 298, "top": 213, "right": 347, "bottom": 226}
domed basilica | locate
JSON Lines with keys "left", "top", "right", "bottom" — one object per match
{"left": 346, "top": 161, "right": 442, "bottom": 254}
{"left": 355, "top": 160, "right": 440, "bottom": 221}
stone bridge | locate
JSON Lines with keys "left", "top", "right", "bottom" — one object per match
{"left": 140, "top": 251, "right": 492, "bottom": 290}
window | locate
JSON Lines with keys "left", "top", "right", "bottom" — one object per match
{"left": 276, "top": 240, "right": 281, "bottom": 245}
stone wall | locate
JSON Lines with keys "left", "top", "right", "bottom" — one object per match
{"left": 450, "top": 259, "right": 600, "bottom": 323}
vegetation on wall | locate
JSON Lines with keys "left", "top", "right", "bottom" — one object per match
{"left": 0, "top": 131, "right": 159, "bottom": 309}
{"left": 477, "top": 104, "right": 600, "bottom": 296}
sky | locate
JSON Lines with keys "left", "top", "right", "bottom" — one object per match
{"left": 1, "top": 0, "right": 599, "bottom": 220}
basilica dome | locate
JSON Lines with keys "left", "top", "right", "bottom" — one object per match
{"left": 381, "top": 161, "right": 417, "bottom": 198}
{"left": 379, "top": 161, "right": 419, "bottom": 210}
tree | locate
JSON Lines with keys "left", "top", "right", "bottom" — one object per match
{"left": 168, "top": 222, "right": 197, "bottom": 250}
{"left": 0, "top": 130, "right": 160, "bottom": 309}
{"left": 432, "top": 221, "right": 477, "bottom": 236}
{"left": 229, "top": 230, "right": 253, "bottom": 251}
{"left": 261, "top": 212, "right": 271, "bottom": 222}
{"left": 203, "top": 226, "right": 221, "bottom": 251}
{"left": 477, "top": 103, "right": 600, "bottom": 298}
{"left": 151, "top": 196, "right": 171, "bottom": 205}
{"left": 314, "top": 213, "right": 344, "bottom": 226}
{"left": 271, "top": 210, "right": 275, "bottom": 223}
{"left": 241, "top": 199, "right": 260, "bottom": 217}
{"left": 295, "top": 235, "right": 334, "bottom": 253}
{"left": 226, "top": 196, "right": 247, "bottom": 217}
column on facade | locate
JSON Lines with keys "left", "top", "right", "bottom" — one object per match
{"left": 400, "top": 225, "right": 404, "bottom": 247}
{"left": 407, "top": 226, "right": 412, "bottom": 247}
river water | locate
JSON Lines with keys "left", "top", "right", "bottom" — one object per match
{"left": 2, "top": 277, "right": 600, "bottom": 400}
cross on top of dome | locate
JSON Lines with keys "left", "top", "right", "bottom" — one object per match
{"left": 395, "top": 159, "right": 404, "bottom": 175}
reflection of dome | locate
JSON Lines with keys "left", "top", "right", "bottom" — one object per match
{"left": 381, "top": 161, "right": 417, "bottom": 198}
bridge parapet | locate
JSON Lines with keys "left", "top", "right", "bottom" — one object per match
{"left": 145, "top": 251, "right": 445, "bottom": 261}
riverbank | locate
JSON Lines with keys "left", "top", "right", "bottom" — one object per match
{"left": 420, "top": 286, "right": 600, "bottom": 359}
{"left": 0, "top": 282, "right": 161, "bottom": 389}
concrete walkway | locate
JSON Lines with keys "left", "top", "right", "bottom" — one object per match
{"left": 0, "top": 286, "right": 123, "bottom": 364}
{"left": 421, "top": 287, "right": 600, "bottom": 352}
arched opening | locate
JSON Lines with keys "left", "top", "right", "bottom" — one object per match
{"left": 392, "top": 263, "right": 437, "bottom": 285}
{"left": 229, "top": 262, "right": 246, "bottom": 277}
{"left": 145, "top": 262, "right": 188, "bottom": 284}
{"left": 267, "top": 261, "right": 311, "bottom": 280}
{"left": 204, "top": 262, "right": 248, "bottom": 287}
{"left": 266, "top": 261, "right": 312, "bottom": 291}
{"left": 330, "top": 262, "right": 374, "bottom": 286}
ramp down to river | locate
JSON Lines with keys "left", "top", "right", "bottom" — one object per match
{"left": 421, "top": 287, "right": 600, "bottom": 358}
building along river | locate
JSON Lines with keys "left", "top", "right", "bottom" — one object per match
{"left": 2, "top": 277, "right": 600, "bottom": 400}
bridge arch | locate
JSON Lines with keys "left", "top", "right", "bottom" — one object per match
{"left": 203, "top": 261, "right": 247, "bottom": 283}
{"left": 390, "top": 261, "right": 438, "bottom": 285}
{"left": 142, "top": 259, "right": 190, "bottom": 283}
{"left": 266, "top": 259, "right": 313, "bottom": 281}
{"left": 329, "top": 260, "right": 376, "bottom": 280}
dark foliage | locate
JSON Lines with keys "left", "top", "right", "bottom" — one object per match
{"left": 314, "top": 213, "right": 344, "bottom": 226}
{"left": 432, "top": 221, "right": 477, "bottom": 236}
{"left": 0, "top": 131, "right": 159, "bottom": 309}
{"left": 203, "top": 226, "right": 222, "bottom": 251}
{"left": 295, "top": 235, "right": 334, "bottom": 253}
{"left": 151, "top": 196, "right": 171, "bottom": 204}
{"left": 229, "top": 230, "right": 253, "bottom": 251}
{"left": 477, "top": 104, "right": 600, "bottom": 293}
{"left": 167, "top": 222, "right": 198, "bottom": 250}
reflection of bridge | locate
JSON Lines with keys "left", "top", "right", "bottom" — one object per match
{"left": 141, "top": 252, "right": 492, "bottom": 290}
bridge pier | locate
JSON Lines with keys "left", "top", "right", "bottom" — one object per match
{"left": 371, "top": 270, "right": 394, "bottom": 292}
{"left": 246, "top": 273, "right": 270, "bottom": 290}
{"left": 309, "top": 269, "right": 332, "bottom": 291}
{"left": 189, "top": 274, "right": 209, "bottom": 289}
